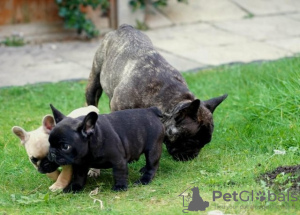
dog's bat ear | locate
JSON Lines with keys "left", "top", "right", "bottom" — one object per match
{"left": 178, "top": 99, "right": 200, "bottom": 115}
{"left": 42, "top": 115, "right": 55, "bottom": 134}
{"left": 50, "top": 104, "right": 66, "bottom": 123}
{"left": 203, "top": 94, "right": 228, "bottom": 113}
{"left": 178, "top": 99, "right": 200, "bottom": 112}
{"left": 81, "top": 112, "right": 98, "bottom": 137}
{"left": 175, "top": 99, "right": 200, "bottom": 122}
{"left": 12, "top": 126, "right": 29, "bottom": 145}
{"left": 188, "top": 99, "right": 201, "bottom": 114}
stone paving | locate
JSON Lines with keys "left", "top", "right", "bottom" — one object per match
{"left": 0, "top": 0, "right": 300, "bottom": 88}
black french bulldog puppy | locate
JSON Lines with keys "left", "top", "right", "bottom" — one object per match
{"left": 48, "top": 104, "right": 165, "bottom": 192}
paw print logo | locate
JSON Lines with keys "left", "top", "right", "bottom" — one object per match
{"left": 256, "top": 191, "right": 266, "bottom": 201}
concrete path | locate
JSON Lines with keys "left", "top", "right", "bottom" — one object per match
{"left": 1, "top": 0, "right": 300, "bottom": 88}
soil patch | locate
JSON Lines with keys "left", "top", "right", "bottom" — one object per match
{"left": 259, "top": 165, "right": 300, "bottom": 193}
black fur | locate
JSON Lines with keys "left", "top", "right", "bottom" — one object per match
{"left": 47, "top": 105, "right": 165, "bottom": 192}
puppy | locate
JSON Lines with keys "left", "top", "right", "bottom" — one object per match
{"left": 12, "top": 105, "right": 99, "bottom": 191}
{"left": 85, "top": 24, "right": 227, "bottom": 161}
{"left": 47, "top": 104, "right": 164, "bottom": 192}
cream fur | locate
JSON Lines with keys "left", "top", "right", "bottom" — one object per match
{"left": 12, "top": 105, "right": 100, "bottom": 191}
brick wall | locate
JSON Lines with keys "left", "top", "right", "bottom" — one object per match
{"left": 0, "top": 0, "right": 61, "bottom": 25}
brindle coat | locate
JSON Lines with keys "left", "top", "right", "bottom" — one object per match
{"left": 86, "top": 24, "right": 227, "bottom": 161}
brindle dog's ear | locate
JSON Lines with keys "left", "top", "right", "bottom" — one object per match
{"left": 203, "top": 94, "right": 228, "bottom": 113}
{"left": 177, "top": 99, "right": 201, "bottom": 120}
{"left": 80, "top": 112, "right": 98, "bottom": 137}
{"left": 50, "top": 104, "right": 66, "bottom": 123}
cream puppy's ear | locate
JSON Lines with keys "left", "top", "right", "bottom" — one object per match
{"left": 12, "top": 126, "right": 29, "bottom": 145}
{"left": 42, "top": 115, "right": 55, "bottom": 134}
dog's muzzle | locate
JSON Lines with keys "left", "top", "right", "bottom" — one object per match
{"left": 38, "top": 157, "right": 59, "bottom": 174}
{"left": 48, "top": 151, "right": 56, "bottom": 162}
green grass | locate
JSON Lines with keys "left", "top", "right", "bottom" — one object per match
{"left": 0, "top": 57, "right": 299, "bottom": 214}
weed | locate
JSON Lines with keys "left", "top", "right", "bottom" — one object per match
{"left": 1, "top": 35, "right": 26, "bottom": 47}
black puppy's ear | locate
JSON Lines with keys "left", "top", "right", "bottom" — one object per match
{"left": 80, "top": 112, "right": 98, "bottom": 137}
{"left": 203, "top": 94, "right": 228, "bottom": 113}
{"left": 177, "top": 99, "right": 200, "bottom": 120}
{"left": 50, "top": 104, "right": 66, "bottom": 123}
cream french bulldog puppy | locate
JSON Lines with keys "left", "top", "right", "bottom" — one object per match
{"left": 12, "top": 105, "right": 100, "bottom": 191}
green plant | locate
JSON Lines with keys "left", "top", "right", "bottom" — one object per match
{"left": 11, "top": 193, "right": 50, "bottom": 205}
{"left": 55, "top": 0, "right": 109, "bottom": 38}
{"left": 244, "top": 12, "right": 255, "bottom": 19}
{"left": 1, "top": 35, "right": 26, "bottom": 47}
{"left": 129, "top": 0, "right": 188, "bottom": 11}
{"left": 135, "top": 19, "right": 149, "bottom": 30}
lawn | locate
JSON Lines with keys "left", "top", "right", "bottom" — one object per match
{"left": 0, "top": 57, "right": 299, "bottom": 214}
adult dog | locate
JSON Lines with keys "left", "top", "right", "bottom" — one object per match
{"left": 85, "top": 24, "right": 227, "bottom": 161}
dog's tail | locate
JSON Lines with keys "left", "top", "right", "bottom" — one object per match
{"left": 85, "top": 44, "right": 104, "bottom": 107}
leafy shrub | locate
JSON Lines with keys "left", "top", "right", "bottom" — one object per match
{"left": 55, "top": 0, "right": 109, "bottom": 38}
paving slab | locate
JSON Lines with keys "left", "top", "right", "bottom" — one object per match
{"left": 145, "top": 23, "right": 250, "bottom": 53}
{"left": 231, "top": 0, "right": 300, "bottom": 15}
{"left": 117, "top": 0, "right": 144, "bottom": 27}
{"left": 146, "top": 6, "right": 173, "bottom": 29}
{"left": 0, "top": 42, "right": 96, "bottom": 87}
{"left": 266, "top": 37, "right": 300, "bottom": 54}
{"left": 1, "top": 1, "right": 300, "bottom": 88}
{"left": 176, "top": 41, "right": 292, "bottom": 66}
{"left": 159, "top": 0, "right": 247, "bottom": 24}
{"left": 0, "top": 60, "right": 88, "bottom": 87}
{"left": 286, "top": 12, "right": 300, "bottom": 21}
{"left": 157, "top": 50, "right": 206, "bottom": 72}
{"left": 215, "top": 15, "right": 300, "bottom": 41}
{"left": 51, "top": 41, "right": 100, "bottom": 68}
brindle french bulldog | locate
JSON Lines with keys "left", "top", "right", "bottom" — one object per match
{"left": 85, "top": 24, "right": 227, "bottom": 161}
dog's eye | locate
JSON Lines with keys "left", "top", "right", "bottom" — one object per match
{"left": 61, "top": 144, "right": 71, "bottom": 151}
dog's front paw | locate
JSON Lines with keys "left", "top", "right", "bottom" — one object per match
{"left": 139, "top": 166, "right": 146, "bottom": 174}
{"left": 49, "top": 182, "right": 64, "bottom": 192}
{"left": 88, "top": 168, "right": 100, "bottom": 177}
{"left": 63, "top": 183, "right": 83, "bottom": 193}
{"left": 112, "top": 184, "right": 128, "bottom": 192}
{"left": 134, "top": 178, "right": 151, "bottom": 185}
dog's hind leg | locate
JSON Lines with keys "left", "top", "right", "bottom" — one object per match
{"left": 136, "top": 129, "right": 164, "bottom": 185}
{"left": 85, "top": 48, "right": 104, "bottom": 107}
{"left": 136, "top": 146, "right": 162, "bottom": 185}
{"left": 112, "top": 160, "right": 128, "bottom": 191}
{"left": 136, "top": 153, "right": 160, "bottom": 185}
